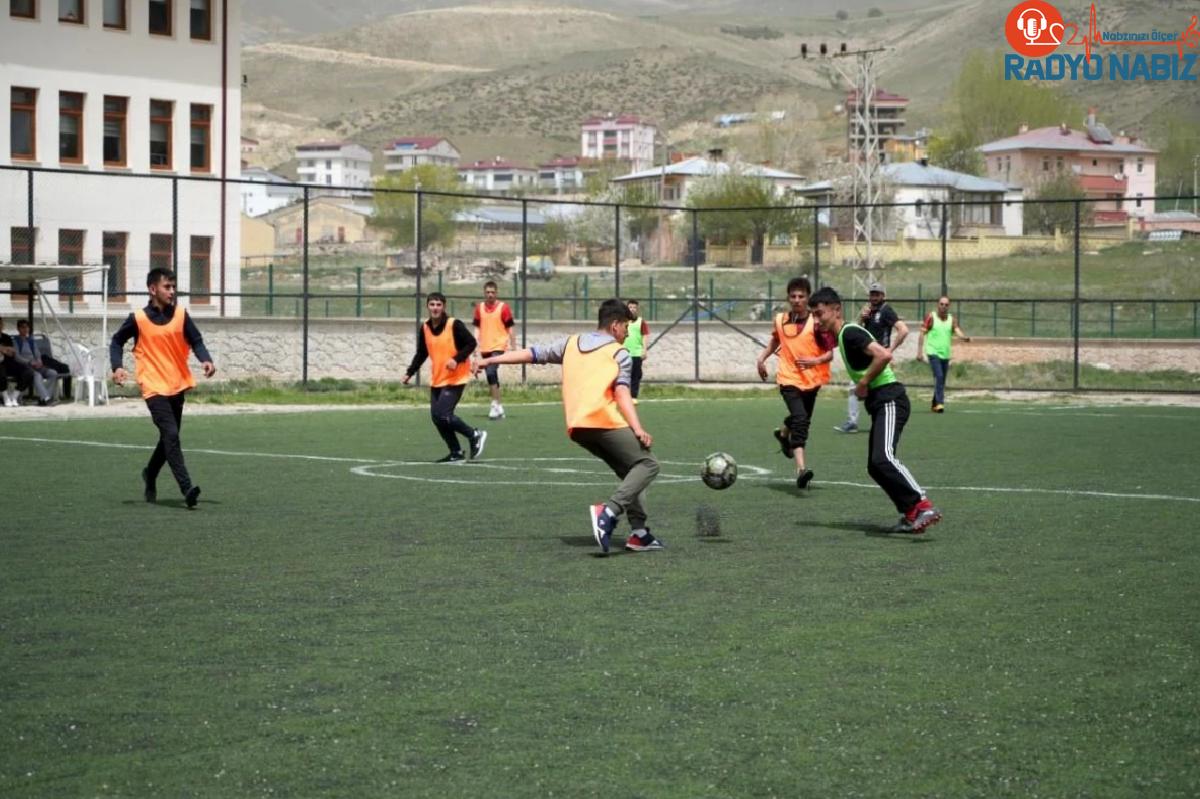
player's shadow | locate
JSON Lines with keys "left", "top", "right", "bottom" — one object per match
{"left": 762, "top": 482, "right": 821, "bottom": 498}
{"left": 120, "top": 499, "right": 223, "bottom": 510}
{"left": 824, "top": 520, "right": 933, "bottom": 542}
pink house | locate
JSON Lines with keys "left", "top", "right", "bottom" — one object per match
{"left": 978, "top": 110, "right": 1157, "bottom": 224}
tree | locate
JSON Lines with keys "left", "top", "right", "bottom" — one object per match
{"left": 927, "top": 129, "right": 985, "bottom": 176}
{"left": 686, "top": 172, "right": 803, "bottom": 265}
{"left": 615, "top": 183, "right": 663, "bottom": 263}
{"left": 835, "top": 10, "right": 849, "bottom": 20}
{"left": 1152, "top": 110, "right": 1197, "bottom": 202}
{"left": 867, "top": 8, "right": 884, "bottom": 17}
{"left": 371, "top": 165, "right": 468, "bottom": 250}
{"left": 1025, "top": 172, "right": 1093, "bottom": 235}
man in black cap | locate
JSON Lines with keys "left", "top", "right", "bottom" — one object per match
{"left": 834, "top": 282, "right": 908, "bottom": 434}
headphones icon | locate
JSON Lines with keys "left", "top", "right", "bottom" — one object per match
{"left": 1017, "top": 7, "right": 1049, "bottom": 43}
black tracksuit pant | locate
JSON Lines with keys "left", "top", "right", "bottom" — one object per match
{"left": 145, "top": 392, "right": 194, "bottom": 494}
{"left": 864, "top": 386, "right": 924, "bottom": 513}
{"left": 430, "top": 385, "right": 476, "bottom": 455}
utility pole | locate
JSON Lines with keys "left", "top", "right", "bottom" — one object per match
{"left": 796, "top": 44, "right": 888, "bottom": 295}
{"left": 1193, "top": 154, "right": 1197, "bottom": 217}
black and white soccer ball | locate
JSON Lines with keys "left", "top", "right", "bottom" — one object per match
{"left": 701, "top": 452, "right": 738, "bottom": 490}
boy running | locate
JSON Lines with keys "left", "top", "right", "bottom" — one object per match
{"left": 403, "top": 292, "right": 487, "bottom": 463}
{"left": 755, "top": 276, "right": 835, "bottom": 489}
{"left": 477, "top": 298, "right": 661, "bottom": 554}
{"left": 625, "top": 299, "right": 649, "bottom": 402}
{"left": 809, "top": 287, "right": 942, "bottom": 533}
{"left": 472, "top": 280, "right": 515, "bottom": 419}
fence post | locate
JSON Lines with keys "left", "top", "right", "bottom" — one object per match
{"left": 692, "top": 211, "right": 700, "bottom": 383}
{"left": 812, "top": 206, "right": 820, "bottom": 287}
{"left": 302, "top": 186, "right": 310, "bottom": 388}
{"left": 521, "top": 199, "right": 529, "bottom": 384}
{"left": 614, "top": 203, "right": 621, "bottom": 298}
{"left": 583, "top": 274, "right": 589, "bottom": 317}
{"left": 940, "top": 202, "right": 948, "bottom": 296}
{"left": 1031, "top": 301, "right": 1036, "bottom": 337}
{"left": 1151, "top": 300, "right": 1157, "bottom": 338}
{"left": 171, "top": 176, "right": 179, "bottom": 271}
{"left": 414, "top": 190, "right": 423, "bottom": 387}
{"left": 1072, "top": 199, "right": 1081, "bottom": 390}
{"left": 649, "top": 275, "right": 655, "bottom": 321}
{"left": 267, "top": 262, "right": 274, "bottom": 316}
{"left": 355, "top": 266, "right": 363, "bottom": 318}
{"left": 572, "top": 275, "right": 578, "bottom": 320}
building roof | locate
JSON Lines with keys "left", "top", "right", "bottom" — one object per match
{"left": 386, "top": 137, "right": 454, "bottom": 151}
{"left": 296, "top": 140, "right": 355, "bottom": 151}
{"left": 846, "top": 89, "right": 909, "bottom": 105}
{"left": 539, "top": 156, "right": 594, "bottom": 169}
{"left": 978, "top": 126, "right": 1157, "bottom": 155}
{"left": 581, "top": 113, "right": 653, "bottom": 127}
{"left": 793, "top": 162, "right": 1014, "bottom": 195}
{"left": 611, "top": 156, "right": 803, "bottom": 183}
{"left": 454, "top": 206, "right": 547, "bottom": 226}
{"left": 459, "top": 159, "right": 535, "bottom": 172}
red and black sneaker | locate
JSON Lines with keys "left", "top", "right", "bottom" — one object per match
{"left": 908, "top": 498, "right": 942, "bottom": 533}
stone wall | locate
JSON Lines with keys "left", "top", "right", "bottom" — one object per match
{"left": 50, "top": 316, "right": 1200, "bottom": 384}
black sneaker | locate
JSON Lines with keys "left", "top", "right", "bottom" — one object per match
{"left": 469, "top": 429, "right": 488, "bottom": 460}
{"left": 773, "top": 428, "right": 794, "bottom": 459}
{"left": 184, "top": 485, "right": 201, "bottom": 509}
{"left": 435, "top": 452, "right": 466, "bottom": 463}
{"left": 796, "top": 469, "right": 814, "bottom": 489}
{"left": 142, "top": 468, "right": 157, "bottom": 503}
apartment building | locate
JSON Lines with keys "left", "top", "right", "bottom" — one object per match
{"left": 1, "top": 0, "right": 242, "bottom": 312}
{"left": 382, "top": 137, "right": 460, "bottom": 173}
{"left": 295, "top": 140, "right": 372, "bottom": 195}
{"left": 580, "top": 113, "right": 656, "bottom": 172}
{"left": 457, "top": 158, "right": 536, "bottom": 193}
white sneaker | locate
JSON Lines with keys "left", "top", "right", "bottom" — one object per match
{"left": 4, "top": 390, "right": 18, "bottom": 407}
{"left": 488, "top": 402, "right": 504, "bottom": 420}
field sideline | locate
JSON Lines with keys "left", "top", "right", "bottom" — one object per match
{"left": 2, "top": 393, "right": 1198, "bottom": 797}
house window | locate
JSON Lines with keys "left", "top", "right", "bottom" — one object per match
{"left": 103, "top": 96, "right": 127, "bottom": 166}
{"left": 58, "top": 229, "right": 84, "bottom": 298}
{"left": 11, "top": 226, "right": 35, "bottom": 264}
{"left": 1055, "top": 156, "right": 1064, "bottom": 171}
{"left": 1135, "top": 193, "right": 1143, "bottom": 208}
{"left": 11, "top": 87, "right": 37, "bottom": 160}
{"left": 325, "top": 159, "right": 331, "bottom": 169}
{"left": 103, "top": 0, "right": 125, "bottom": 28}
{"left": 189, "top": 235, "right": 211, "bottom": 303}
{"left": 58, "top": 0, "right": 82, "bottom": 23}
{"left": 11, "top": 0, "right": 37, "bottom": 18}
{"left": 189, "top": 103, "right": 211, "bottom": 172}
{"left": 148, "top": 0, "right": 170, "bottom": 34}
{"left": 1092, "top": 159, "right": 1098, "bottom": 167}
{"left": 150, "top": 99, "right": 173, "bottom": 169}
{"left": 59, "top": 91, "right": 84, "bottom": 164}
{"left": 1136, "top": 157, "right": 1144, "bottom": 174}
{"left": 150, "top": 233, "right": 173, "bottom": 269}
{"left": 189, "top": 0, "right": 210, "bottom": 40}
{"left": 102, "top": 231, "right": 127, "bottom": 300}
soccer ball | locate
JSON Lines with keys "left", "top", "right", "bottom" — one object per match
{"left": 701, "top": 452, "right": 737, "bottom": 490}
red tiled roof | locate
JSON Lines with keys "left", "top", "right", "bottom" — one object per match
{"left": 459, "top": 159, "right": 534, "bottom": 172}
{"left": 979, "top": 126, "right": 1156, "bottom": 155}
{"left": 846, "top": 89, "right": 909, "bottom": 105}
{"left": 539, "top": 156, "right": 597, "bottom": 168}
{"left": 387, "top": 137, "right": 449, "bottom": 150}
{"left": 1078, "top": 174, "right": 1126, "bottom": 193}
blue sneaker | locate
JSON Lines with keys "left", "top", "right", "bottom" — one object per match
{"left": 589, "top": 503, "right": 616, "bottom": 553}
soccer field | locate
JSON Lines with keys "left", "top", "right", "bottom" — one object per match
{"left": 3, "top": 394, "right": 1199, "bottom": 797}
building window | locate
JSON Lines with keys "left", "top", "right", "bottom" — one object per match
{"left": 11, "top": 0, "right": 37, "bottom": 18}
{"left": 189, "top": 235, "right": 211, "bottom": 303}
{"left": 103, "top": 96, "right": 127, "bottom": 166}
{"left": 11, "top": 87, "right": 37, "bottom": 160}
{"left": 59, "top": 229, "right": 84, "bottom": 297}
{"left": 102, "top": 231, "right": 127, "bottom": 300}
{"left": 1092, "top": 159, "right": 1098, "bottom": 167}
{"left": 1135, "top": 193, "right": 1143, "bottom": 208}
{"left": 59, "top": 91, "right": 84, "bottom": 164}
{"left": 325, "top": 159, "right": 331, "bottom": 170}
{"left": 1136, "top": 157, "right": 1144, "bottom": 174}
{"left": 1055, "top": 156, "right": 1063, "bottom": 171}
{"left": 148, "top": 0, "right": 170, "bottom": 35}
{"left": 189, "top": 103, "right": 211, "bottom": 172}
{"left": 11, "top": 226, "right": 35, "bottom": 264}
{"left": 190, "top": 0, "right": 210, "bottom": 40}
{"left": 58, "top": 0, "right": 82, "bottom": 23}
{"left": 1042, "top": 157, "right": 1050, "bottom": 172}
{"left": 150, "top": 233, "right": 173, "bottom": 269}
{"left": 150, "top": 99, "right": 173, "bottom": 169}
{"left": 103, "top": 0, "right": 126, "bottom": 28}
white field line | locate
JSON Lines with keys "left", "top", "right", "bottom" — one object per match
{"left": 2, "top": 435, "right": 1198, "bottom": 503}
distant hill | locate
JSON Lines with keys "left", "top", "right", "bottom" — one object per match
{"left": 241, "top": 0, "right": 1200, "bottom": 177}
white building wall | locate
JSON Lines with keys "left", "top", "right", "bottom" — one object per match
{"left": 0, "top": 0, "right": 242, "bottom": 315}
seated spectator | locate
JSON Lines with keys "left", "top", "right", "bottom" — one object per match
{"left": 0, "top": 320, "right": 35, "bottom": 407}
{"left": 14, "top": 319, "right": 71, "bottom": 402}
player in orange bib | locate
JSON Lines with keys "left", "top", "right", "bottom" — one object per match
{"left": 403, "top": 292, "right": 487, "bottom": 463}
{"left": 477, "top": 298, "right": 662, "bottom": 554}
{"left": 755, "top": 276, "right": 835, "bottom": 490}
{"left": 472, "top": 280, "right": 515, "bottom": 419}
{"left": 109, "top": 268, "right": 216, "bottom": 508}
